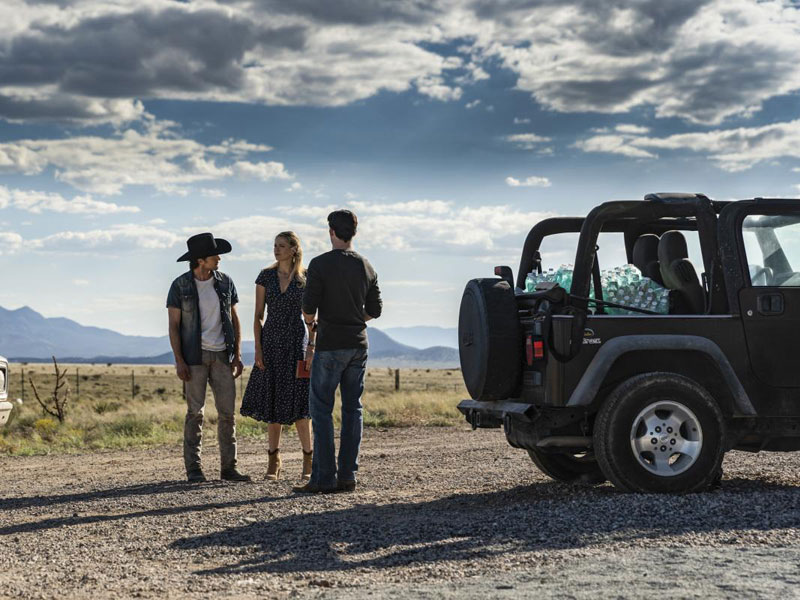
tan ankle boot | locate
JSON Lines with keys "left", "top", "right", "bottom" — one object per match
{"left": 266, "top": 448, "right": 281, "bottom": 481}
{"left": 301, "top": 450, "right": 313, "bottom": 482}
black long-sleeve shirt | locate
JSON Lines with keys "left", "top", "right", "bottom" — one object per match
{"left": 302, "top": 249, "right": 382, "bottom": 351}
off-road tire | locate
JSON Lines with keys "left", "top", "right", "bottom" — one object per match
{"left": 594, "top": 372, "right": 725, "bottom": 493}
{"left": 527, "top": 448, "right": 606, "bottom": 485}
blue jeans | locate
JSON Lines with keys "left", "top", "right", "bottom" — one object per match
{"left": 309, "top": 348, "right": 368, "bottom": 488}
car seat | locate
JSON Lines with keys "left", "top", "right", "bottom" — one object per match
{"left": 658, "top": 231, "right": 705, "bottom": 314}
{"left": 632, "top": 233, "right": 664, "bottom": 285}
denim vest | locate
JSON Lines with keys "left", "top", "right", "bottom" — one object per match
{"left": 166, "top": 270, "right": 239, "bottom": 366}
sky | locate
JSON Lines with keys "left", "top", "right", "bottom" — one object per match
{"left": 3, "top": 0, "right": 800, "bottom": 337}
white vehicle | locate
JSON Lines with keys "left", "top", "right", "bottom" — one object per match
{"left": 0, "top": 356, "right": 10, "bottom": 426}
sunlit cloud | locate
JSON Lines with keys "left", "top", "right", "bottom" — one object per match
{"left": 505, "top": 176, "right": 552, "bottom": 188}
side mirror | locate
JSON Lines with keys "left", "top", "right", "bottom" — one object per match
{"left": 494, "top": 265, "right": 514, "bottom": 288}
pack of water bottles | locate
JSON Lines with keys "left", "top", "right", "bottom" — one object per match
{"left": 525, "top": 264, "right": 670, "bottom": 315}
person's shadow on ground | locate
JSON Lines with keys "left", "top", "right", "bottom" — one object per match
{"left": 171, "top": 477, "right": 800, "bottom": 576}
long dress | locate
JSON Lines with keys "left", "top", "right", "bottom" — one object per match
{"left": 240, "top": 268, "right": 310, "bottom": 424}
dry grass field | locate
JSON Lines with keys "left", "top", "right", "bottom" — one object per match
{"left": 0, "top": 362, "right": 466, "bottom": 455}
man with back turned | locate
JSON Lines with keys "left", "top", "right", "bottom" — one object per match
{"left": 294, "top": 210, "right": 382, "bottom": 494}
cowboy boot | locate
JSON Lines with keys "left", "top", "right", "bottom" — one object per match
{"left": 301, "top": 450, "right": 313, "bottom": 482}
{"left": 266, "top": 448, "right": 281, "bottom": 481}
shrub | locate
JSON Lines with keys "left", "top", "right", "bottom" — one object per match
{"left": 93, "top": 401, "right": 121, "bottom": 415}
{"left": 107, "top": 415, "right": 153, "bottom": 438}
{"left": 34, "top": 418, "right": 57, "bottom": 440}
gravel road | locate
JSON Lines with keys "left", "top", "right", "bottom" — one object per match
{"left": 1, "top": 426, "right": 799, "bottom": 599}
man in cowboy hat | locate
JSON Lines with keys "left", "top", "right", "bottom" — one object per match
{"left": 166, "top": 232, "right": 250, "bottom": 483}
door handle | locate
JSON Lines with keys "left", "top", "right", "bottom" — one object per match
{"left": 757, "top": 293, "right": 784, "bottom": 315}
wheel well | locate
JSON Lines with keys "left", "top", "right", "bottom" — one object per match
{"left": 593, "top": 350, "right": 737, "bottom": 416}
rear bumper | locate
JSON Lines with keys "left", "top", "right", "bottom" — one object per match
{"left": 457, "top": 398, "right": 592, "bottom": 451}
{"left": 0, "top": 400, "right": 12, "bottom": 427}
{"left": 457, "top": 399, "right": 536, "bottom": 429}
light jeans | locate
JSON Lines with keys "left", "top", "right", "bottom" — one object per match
{"left": 184, "top": 349, "right": 238, "bottom": 473}
{"left": 309, "top": 348, "right": 368, "bottom": 488}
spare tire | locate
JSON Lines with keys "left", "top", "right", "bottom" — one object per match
{"left": 458, "top": 278, "right": 522, "bottom": 401}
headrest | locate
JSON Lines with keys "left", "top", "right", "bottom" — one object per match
{"left": 658, "top": 230, "right": 689, "bottom": 266}
{"left": 659, "top": 230, "right": 690, "bottom": 289}
{"left": 632, "top": 234, "right": 660, "bottom": 272}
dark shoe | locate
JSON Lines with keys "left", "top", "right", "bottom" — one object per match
{"left": 221, "top": 468, "right": 252, "bottom": 482}
{"left": 187, "top": 469, "right": 207, "bottom": 483}
{"left": 292, "top": 481, "right": 337, "bottom": 494}
{"left": 337, "top": 479, "right": 356, "bottom": 492}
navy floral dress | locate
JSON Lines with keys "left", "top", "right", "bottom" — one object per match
{"left": 241, "top": 268, "right": 310, "bottom": 424}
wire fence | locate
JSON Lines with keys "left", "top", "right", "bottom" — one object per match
{"left": 8, "top": 363, "right": 466, "bottom": 406}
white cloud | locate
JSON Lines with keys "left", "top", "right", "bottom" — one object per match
{"left": 576, "top": 118, "right": 800, "bottom": 171}
{"left": 615, "top": 124, "right": 650, "bottom": 135}
{"left": 200, "top": 188, "right": 227, "bottom": 198}
{"left": 30, "top": 224, "right": 182, "bottom": 253}
{"left": 347, "top": 199, "right": 452, "bottom": 216}
{"left": 72, "top": 279, "right": 89, "bottom": 286}
{"left": 0, "top": 119, "right": 291, "bottom": 194}
{"left": 513, "top": 117, "right": 531, "bottom": 124}
{"left": 232, "top": 161, "right": 292, "bottom": 181}
{"left": 275, "top": 200, "right": 557, "bottom": 252}
{"left": 504, "top": 133, "right": 552, "bottom": 150}
{"left": 465, "top": 99, "right": 481, "bottom": 109}
{"left": 574, "top": 134, "right": 657, "bottom": 159}
{"left": 0, "top": 231, "right": 23, "bottom": 255}
{"left": 505, "top": 176, "right": 552, "bottom": 188}
{"left": 0, "top": 187, "right": 140, "bottom": 214}
{"left": 285, "top": 182, "right": 303, "bottom": 192}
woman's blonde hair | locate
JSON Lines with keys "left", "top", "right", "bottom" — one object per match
{"left": 267, "top": 231, "right": 306, "bottom": 287}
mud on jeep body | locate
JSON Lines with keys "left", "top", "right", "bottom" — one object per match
{"left": 458, "top": 193, "right": 800, "bottom": 493}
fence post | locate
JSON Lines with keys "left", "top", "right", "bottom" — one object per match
{"left": 76, "top": 368, "right": 79, "bottom": 401}
{"left": 20, "top": 368, "right": 24, "bottom": 402}
{"left": 131, "top": 369, "right": 135, "bottom": 399}
{"left": 395, "top": 369, "right": 400, "bottom": 391}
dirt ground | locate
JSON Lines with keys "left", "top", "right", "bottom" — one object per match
{"left": 1, "top": 426, "right": 799, "bottom": 599}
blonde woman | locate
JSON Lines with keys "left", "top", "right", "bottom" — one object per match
{"left": 241, "top": 232, "right": 313, "bottom": 481}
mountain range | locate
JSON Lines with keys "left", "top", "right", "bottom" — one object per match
{"left": 0, "top": 305, "right": 459, "bottom": 367}
{"left": 382, "top": 326, "right": 457, "bottom": 350}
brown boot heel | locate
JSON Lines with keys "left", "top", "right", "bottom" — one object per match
{"left": 266, "top": 448, "right": 281, "bottom": 481}
{"left": 301, "top": 450, "right": 313, "bottom": 482}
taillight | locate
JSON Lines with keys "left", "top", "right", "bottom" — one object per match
{"left": 526, "top": 335, "right": 545, "bottom": 365}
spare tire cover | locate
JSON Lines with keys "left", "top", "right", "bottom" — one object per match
{"left": 459, "top": 278, "right": 522, "bottom": 401}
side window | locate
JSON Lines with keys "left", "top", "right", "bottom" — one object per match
{"left": 742, "top": 215, "right": 800, "bottom": 286}
{"left": 537, "top": 232, "right": 628, "bottom": 270}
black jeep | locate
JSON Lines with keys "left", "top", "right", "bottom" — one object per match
{"left": 458, "top": 193, "right": 800, "bottom": 493}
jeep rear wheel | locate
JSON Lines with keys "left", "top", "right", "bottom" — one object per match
{"left": 594, "top": 372, "right": 725, "bottom": 493}
{"left": 527, "top": 448, "right": 606, "bottom": 485}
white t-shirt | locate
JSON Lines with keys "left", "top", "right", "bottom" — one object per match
{"left": 195, "top": 277, "right": 226, "bottom": 351}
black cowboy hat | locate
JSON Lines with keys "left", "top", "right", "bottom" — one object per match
{"left": 177, "top": 232, "right": 232, "bottom": 262}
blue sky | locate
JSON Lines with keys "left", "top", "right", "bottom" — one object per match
{"left": 3, "top": 0, "right": 800, "bottom": 337}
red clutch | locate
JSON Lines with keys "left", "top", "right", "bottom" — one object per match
{"left": 296, "top": 360, "right": 311, "bottom": 379}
